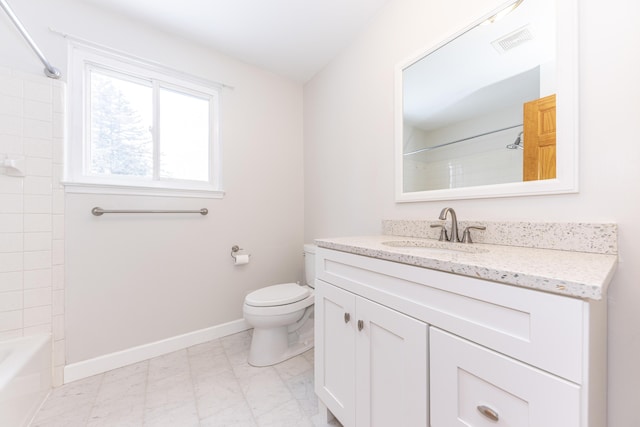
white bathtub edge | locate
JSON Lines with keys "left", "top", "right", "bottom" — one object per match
{"left": 0, "top": 334, "right": 51, "bottom": 427}
{"left": 64, "top": 318, "right": 250, "bottom": 383}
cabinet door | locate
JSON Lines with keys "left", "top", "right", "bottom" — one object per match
{"left": 356, "top": 297, "right": 428, "bottom": 427}
{"left": 315, "top": 280, "right": 357, "bottom": 427}
{"left": 430, "top": 328, "right": 580, "bottom": 427}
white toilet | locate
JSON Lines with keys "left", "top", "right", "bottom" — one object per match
{"left": 243, "top": 244, "right": 316, "bottom": 366}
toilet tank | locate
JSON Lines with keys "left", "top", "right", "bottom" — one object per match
{"left": 303, "top": 244, "right": 316, "bottom": 288}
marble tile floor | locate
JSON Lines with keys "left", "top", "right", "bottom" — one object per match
{"left": 30, "top": 331, "right": 342, "bottom": 427}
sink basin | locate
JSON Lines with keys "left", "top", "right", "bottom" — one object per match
{"left": 381, "top": 240, "right": 488, "bottom": 254}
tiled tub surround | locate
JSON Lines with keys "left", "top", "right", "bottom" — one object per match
{"left": 316, "top": 222, "right": 618, "bottom": 300}
{"left": 0, "top": 68, "right": 66, "bottom": 385}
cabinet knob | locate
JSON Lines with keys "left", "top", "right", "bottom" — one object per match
{"left": 477, "top": 405, "right": 499, "bottom": 422}
{"left": 344, "top": 313, "right": 351, "bottom": 323}
{"left": 357, "top": 320, "right": 364, "bottom": 331}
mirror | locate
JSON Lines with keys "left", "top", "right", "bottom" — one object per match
{"left": 395, "top": 0, "right": 578, "bottom": 202}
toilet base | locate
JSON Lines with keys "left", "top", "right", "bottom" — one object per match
{"left": 248, "top": 321, "right": 314, "bottom": 367}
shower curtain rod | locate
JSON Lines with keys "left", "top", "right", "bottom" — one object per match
{"left": 404, "top": 124, "right": 523, "bottom": 156}
{"left": 0, "top": 0, "right": 61, "bottom": 79}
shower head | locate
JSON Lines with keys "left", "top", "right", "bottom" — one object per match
{"left": 506, "top": 132, "right": 524, "bottom": 150}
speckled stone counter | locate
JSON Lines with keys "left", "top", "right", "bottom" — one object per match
{"left": 314, "top": 234, "right": 618, "bottom": 300}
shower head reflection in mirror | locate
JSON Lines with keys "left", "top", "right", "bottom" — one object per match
{"left": 506, "top": 132, "right": 524, "bottom": 150}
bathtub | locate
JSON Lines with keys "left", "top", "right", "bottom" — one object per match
{"left": 0, "top": 335, "right": 51, "bottom": 427}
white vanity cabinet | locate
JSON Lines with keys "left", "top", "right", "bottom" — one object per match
{"left": 315, "top": 280, "right": 428, "bottom": 427}
{"left": 314, "top": 247, "right": 608, "bottom": 427}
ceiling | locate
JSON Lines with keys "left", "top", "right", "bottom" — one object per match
{"left": 76, "top": 0, "right": 390, "bottom": 83}
{"left": 402, "top": 0, "right": 555, "bottom": 130}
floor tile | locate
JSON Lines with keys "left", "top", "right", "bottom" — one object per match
{"left": 31, "top": 332, "right": 322, "bottom": 427}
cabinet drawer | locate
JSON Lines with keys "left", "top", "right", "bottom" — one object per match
{"left": 317, "top": 248, "right": 585, "bottom": 383}
{"left": 430, "top": 328, "right": 580, "bottom": 427}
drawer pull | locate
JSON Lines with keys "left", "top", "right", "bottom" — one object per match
{"left": 358, "top": 320, "right": 364, "bottom": 331}
{"left": 477, "top": 405, "right": 499, "bottom": 422}
{"left": 344, "top": 313, "right": 351, "bottom": 323}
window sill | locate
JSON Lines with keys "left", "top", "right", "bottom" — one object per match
{"left": 63, "top": 181, "right": 225, "bottom": 199}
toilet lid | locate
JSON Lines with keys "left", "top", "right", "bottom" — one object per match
{"left": 245, "top": 283, "right": 311, "bottom": 307}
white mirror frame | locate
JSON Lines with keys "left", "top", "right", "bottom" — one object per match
{"left": 395, "top": 0, "right": 578, "bottom": 202}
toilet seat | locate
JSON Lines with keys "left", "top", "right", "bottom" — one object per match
{"left": 245, "top": 283, "right": 311, "bottom": 307}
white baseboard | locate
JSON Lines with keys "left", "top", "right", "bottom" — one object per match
{"left": 63, "top": 318, "right": 251, "bottom": 384}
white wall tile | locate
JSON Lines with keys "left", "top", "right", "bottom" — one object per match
{"left": 24, "top": 99, "right": 53, "bottom": 121}
{"left": 24, "top": 287, "right": 52, "bottom": 308}
{"left": 24, "top": 232, "right": 52, "bottom": 251}
{"left": 24, "top": 323, "right": 51, "bottom": 336}
{"left": 24, "top": 250, "right": 51, "bottom": 270}
{"left": 0, "top": 114, "right": 21, "bottom": 135}
{"left": 0, "top": 290, "right": 22, "bottom": 312}
{"left": 24, "top": 195, "right": 53, "bottom": 214}
{"left": 0, "top": 176, "right": 24, "bottom": 194}
{"left": 23, "top": 118, "right": 52, "bottom": 139}
{"left": 53, "top": 164, "right": 64, "bottom": 188}
{"left": 0, "top": 233, "right": 23, "bottom": 252}
{"left": 1, "top": 70, "right": 63, "bottom": 367}
{"left": 52, "top": 240, "right": 64, "bottom": 265}
{"left": 0, "top": 213, "right": 23, "bottom": 232}
{"left": 24, "top": 137, "right": 52, "bottom": 158}
{"left": 52, "top": 85, "right": 64, "bottom": 114}
{"left": 0, "top": 310, "right": 22, "bottom": 332}
{"left": 0, "top": 194, "right": 22, "bottom": 213}
{"left": 52, "top": 265, "right": 64, "bottom": 290}
{"left": 52, "top": 137, "right": 64, "bottom": 164}
{"left": 24, "top": 268, "right": 51, "bottom": 289}
{"left": 53, "top": 215, "right": 64, "bottom": 240}
{"left": 0, "top": 271, "right": 22, "bottom": 292}
{"left": 23, "top": 80, "right": 51, "bottom": 103}
{"left": 26, "top": 157, "right": 53, "bottom": 177}
{"left": 52, "top": 190, "right": 65, "bottom": 214}
{"left": 0, "top": 252, "right": 22, "bottom": 272}
{"left": 24, "top": 176, "right": 52, "bottom": 195}
{"left": 23, "top": 305, "right": 51, "bottom": 327}
{"left": 0, "top": 134, "right": 23, "bottom": 155}
{"left": 0, "top": 76, "right": 23, "bottom": 97}
{"left": 0, "top": 94, "right": 22, "bottom": 116}
{"left": 53, "top": 112, "right": 64, "bottom": 139}
{"left": 52, "top": 366, "right": 64, "bottom": 387}
{"left": 0, "top": 329, "right": 23, "bottom": 340}
{"left": 53, "top": 314, "right": 65, "bottom": 340}
{"left": 24, "top": 213, "right": 51, "bottom": 232}
{"left": 53, "top": 338, "right": 65, "bottom": 366}
{"left": 52, "top": 290, "right": 64, "bottom": 315}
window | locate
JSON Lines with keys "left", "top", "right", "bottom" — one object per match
{"left": 66, "top": 42, "right": 222, "bottom": 198}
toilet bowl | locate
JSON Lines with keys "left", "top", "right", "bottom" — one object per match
{"left": 243, "top": 244, "right": 316, "bottom": 367}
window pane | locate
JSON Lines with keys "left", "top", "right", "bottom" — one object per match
{"left": 159, "top": 88, "right": 210, "bottom": 181}
{"left": 89, "top": 71, "right": 153, "bottom": 178}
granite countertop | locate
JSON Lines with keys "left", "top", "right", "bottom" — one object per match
{"left": 315, "top": 235, "right": 618, "bottom": 300}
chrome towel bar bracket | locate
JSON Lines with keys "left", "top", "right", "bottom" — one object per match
{"left": 91, "top": 207, "right": 208, "bottom": 216}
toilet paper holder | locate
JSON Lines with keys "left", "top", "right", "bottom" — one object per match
{"left": 231, "top": 245, "right": 250, "bottom": 260}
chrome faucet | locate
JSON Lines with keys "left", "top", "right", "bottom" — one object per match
{"left": 438, "top": 207, "right": 459, "bottom": 243}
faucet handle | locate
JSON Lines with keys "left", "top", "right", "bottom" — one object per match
{"left": 430, "top": 224, "right": 449, "bottom": 242}
{"left": 461, "top": 226, "right": 486, "bottom": 244}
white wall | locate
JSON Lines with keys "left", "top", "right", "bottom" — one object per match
{"left": 1, "top": 0, "right": 304, "bottom": 365}
{"left": 304, "top": 0, "right": 640, "bottom": 425}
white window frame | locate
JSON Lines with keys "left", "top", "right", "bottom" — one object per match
{"left": 65, "top": 41, "right": 224, "bottom": 198}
